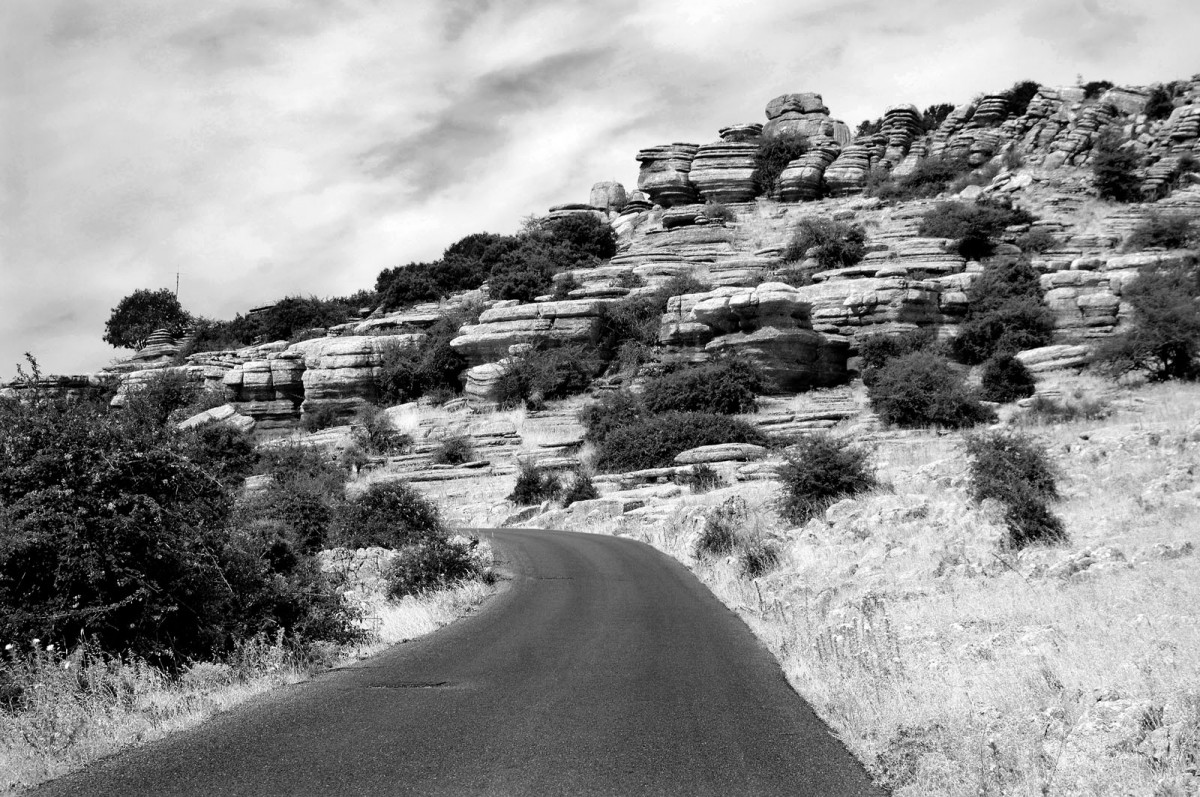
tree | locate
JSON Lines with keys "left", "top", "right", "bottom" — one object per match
{"left": 1092, "top": 127, "right": 1141, "bottom": 202}
{"left": 1095, "top": 263, "right": 1200, "bottom": 380}
{"left": 103, "top": 288, "right": 189, "bottom": 350}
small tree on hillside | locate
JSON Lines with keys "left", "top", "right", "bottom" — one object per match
{"left": 1092, "top": 127, "right": 1141, "bottom": 202}
{"left": 103, "top": 288, "right": 190, "bottom": 350}
{"left": 1095, "top": 263, "right": 1200, "bottom": 380}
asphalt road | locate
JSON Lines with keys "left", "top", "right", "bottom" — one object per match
{"left": 31, "top": 528, "right": 884, "bottom": 796}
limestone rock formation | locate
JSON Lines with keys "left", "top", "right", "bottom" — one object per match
{"left": 689, "top": 139, "right": 760, "bottom": 203}
{"left": 824, "top": 138, "right": 885, "bottom": 196}
{"left": 763, "top": 93, "right": 851, "bottom": 144}
{"left": 777, "top": 138, "right": 843, "bottom": 202}
{"left": 450, "top": 299, "right": 608, "bottom": 367}
{"left": 660, "top": 282, "right": 848, "bottom": 391}
{"left": 636, "top": 144, "right": 700, "bottom": 207}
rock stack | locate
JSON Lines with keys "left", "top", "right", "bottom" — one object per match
{"left": 636, "top": 143, "right": 700, "bottom": 207}
{"left": 879, "top": 104, "right": 923, "bottom": 165}
{"left": 777, "top": 138, "right": 842, "bottom": 202}
{"left": 762, "top": 93, "right": 851, "bottom": 144}
{"left": 589, "top": 181, "right": 628, "bottom": 213}
{"left": 689, "top": 138, "right": 760, "bottom": 203}
{"left": 970, "top": 95, "right": 1009, "bottom": 127}
{"left": 717, "top": 123, "right": 763, "bottom": 143}
{"left": 823, "top": 137, "right": 883, "bottom": 196}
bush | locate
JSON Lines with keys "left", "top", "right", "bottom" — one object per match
{"left": 0, "top": 358, "right": 359, "bottom": 664}
{"left": 489, "top": 340, "right": 599, "bottom": 409}
{"left": 753, "top": 132, "right": 809, "bottom": 196}
{"left": 540, "top": 214, "right": 618, "bottom": 260}
{"left": 999, "top": 80, "right": 1041, "bottom": 118}
{"left": 678, "top": 463, "right": 723, "bottom": 493}
{"left": 858, "top": 329, "right": 938, "bottom": 385}
{"left": 695, "top": 502, "right": 740, "bottom": 557}
{"left": 580, "top": 390, "right": 647, "bottom": 444}
{"left": 965, "top": 431, "right": 1064, "bottom": 548}
{"left": 738, "top": 536, "right": 781, "bottom": 578}
{"left": 376, "top": 312, "right": 473, "bottom": 405}
{"left": 952, "top": 259, "right": 1054, "bottom": 364}
{"left": 507, "top": 461, "right": 561, "bottom": 505}
{"left": 121, "top": 370, "right": 208, "bottom": 428}
{"left": 1023, "top": 395, "right": 1109, "bottom": 424}
{"left": 775, "top": 434, "right": 876, "bottom": 524}
{"left": 1144, "top": 85, "right": 1175, "bottom": 121}
{"left": 1015, "top": 227, "right": 1059, "bottom": 253}
{"left": 595, "top": 412, "right": 767, "bottom": 473}
{"left": 1092, "top": 127, "right": 1142, "bottom": 202}
{"left": 353, "top": 405, "right": 411, "bottom": 455}
{"left": 918, "top": 200, "right": 1036, "bottom": 260}
{"left": 431, "top": 434, "right": 473, "bottom": 465}
{"left": 301, "top": 403, "right": 342, "bottom": 433}
{"left": 1126, "top": 212, "right": 1196, "bottom": 251}
{"left": 869, "top": 155, "right": 971, "bottom": 201}
{"left": 921, "top": 103, "right": 956, "bottom": 131}
{"left": 185, "top": 422, "right": 259, "bottom": 486}
{"left": 869, "top": 351, "right": 996, "bottom": 429}
{"left": 702, "top": 201, "right": 736, "bottom": 223}
{"left": 104, "top": 288, "right": 190, "bottom": 351}
{"left": 334, "top": 481, "right": 444, "bottom": 549}
{"left": 642, "top": 359, "right": 763, "bottom": 415}
{"left": 979, "top": 354, "right": 1037, "bottom": 403}
{"left": 1094, "top": 263, "right": 1200, "bottom": 380}
{"left": 560, "top": 469, "right": 599, "bottom": 507}
{"left": 782, "top": 218, "right": 867, "bottom": 269}
{"left": 386, "top": 538, "right": 484, "bottom": 598}
{"left": 1082, "top": 80, "right": 1114, "bottom": 100}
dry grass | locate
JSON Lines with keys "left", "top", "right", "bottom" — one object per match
{"left": 578, "top": 380, "right": 1200, "bottom": 796}
{"left": 0, "top": 579, "right": 493, "bottom": 795}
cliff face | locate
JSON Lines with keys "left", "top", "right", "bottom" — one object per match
{"left": 29, "top": 76, "right": 1198, "bottom": 433}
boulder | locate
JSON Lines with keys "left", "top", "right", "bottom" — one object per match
{"left": 589, "top": 181, "right": 628, "bottom": 213}
{"left": 177, "top": 403, "right": 256, "bottom": 434}
{"left": 635, "top": 143, "right": 700, "bottom": 207}
{"left": 763, "top": 93, "right": 851, "bottom": 144}
{"left": 1015, "top": 345, "right": 1092, "bottom": 373}
{"left": 674, "top": 444, "right": 768, "bottom": 465}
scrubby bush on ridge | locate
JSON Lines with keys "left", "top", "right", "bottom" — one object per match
{"left": 776, "top": 434, "right": 876, "bottom": 524}
{"left": 783, "top": 217, "right": 867, "bottom": 269}
{"left": 595, "top": 412, "right": 767, "bottom": 473}
{"left": 642, "top": 359, "right": 763, "bottom": 415}
{"left": 868, "top": 351, "right": 996, "bottom": 429}
{"left": 918, "top": 200, "right": 1035, "bottom": 261}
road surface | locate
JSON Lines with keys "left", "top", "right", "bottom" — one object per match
{"left": 31, "top": 527, "right": 884, "bottom": 796}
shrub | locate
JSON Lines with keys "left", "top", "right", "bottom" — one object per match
{"left": 104, "top": 288, "right": 190, "bottom": 351}
{"left": 858, "top": 329, "right": 937, "bottom": 385}
{"left": 1082, "top": 80, "right": 1114, "bottom": 100}
{"left": 490, "top": 340, "right": 599, "bottom": 409}
{"left": 598, "top": 294, "right": 668, "bottom": 356}
{"left": 1015, "top": 227, "right": 1059, "bottom": 253}
{"left": 431, "top": 434, "right": 474, "bottom": 465}
{"left": 386, "top": 538, "right": 484, "bottom": 598}
{"left": 782, "top": 217, "right": 867, "bottom": 269}
{"left": 1144, "top": 85, "right": 1175, "bottom": 121}
{"left": 560, "top": 470, "right": 599, "bottom": 507}
{"left": 869, "top": 155, "right": 971, "bottom": 200}
{"left": 952, "top": 259, "right": 1054, "bottom": 364}
{"left": 695, "top": 502, "right": 740, "bottom": 557}
{"left": 1092, "top": 127, "right": 1142, "bottom": 202}
{"left": 1023, "top": 395, "right": 1109, "bottom": 424}
{"left": 185, "top": 422, "right": 259, "bottom": 486}
{"left": 334, "top": 481, "right": 444, "bottom": 549}
{"left": 642, "top": 359, "right": 763, "bottom": 415}
{"left": 702, "top": 201, "right": 736, "bottom": 223}
{"left": 679, "top": 463, "right": 723, "bottom": 493}
{"left": 999, "top": 80, "right": 1041, "bottom": 118}
{"left": 918, "top": 200, "right": 1036, "bottom": 260}
{"left": 979, "top": 354, "right": 1037, "bottom": 403}
{"left": 595, "top": 412, "right": 767, "bottom": 473}
{"left": 1093, "top": 263, "right": 1200, "bottom": 380}
{"left": 753, "top": 132, "right": 809, "bottom": 196}
{"left": 965, "top": 431, "right": 1064, "bottom": 548}
{"left": 580, "top": 390, "right": 647, "bottom": 444}
{"left": 353, "top": 405, "right": 411, "bottom": 455}
{"left": 507, "top": 461, "right": 561, "bottom": 505}
{"left": 921, "top": 103, "right": 956, "bottom": 131}
{"left": 1125, "top": 212, "right": 1196, "bottom": 251}
{"left": 738, "top": 536, "right": 781, "bottom": 578}
{"left": 255, "top": 295, "right": 361, "bottom": 343}
{"left": 869, "top": 351, "right": 996, "bottom": 429}
{"left": 121, "top": 370, "right": 207, "bottom": 428}
{"left": 775, "top": 434, "right": 876, "bottom": 524}
{"left": 540, "top": 213, "right": 618, "bottom": 260}
{"left": 376, "top": 312, "right": 473, "bottom": 405}
{"left": 301, "top": 403, "right": 342, "bottom": 433}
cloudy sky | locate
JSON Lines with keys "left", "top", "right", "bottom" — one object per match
{"left": 2, "top": 0, "right": 1198, "bottom": 378}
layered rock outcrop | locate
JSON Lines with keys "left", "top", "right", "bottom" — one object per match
{"left": 449, "top": 300, "right": 608, "bottom": 367}
{"left": 689, "top": 139, "right": 760, "bottom": 203}
{"left": 659, "top": 283, "right": 848, "bottom": 391}
{"left": 635, "top": 144, "right": 700, "bottom": 207}
{"left": 763, "top": 93, "right": 851, "bottom": 144}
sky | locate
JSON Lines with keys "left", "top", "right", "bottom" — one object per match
{"left": 2, "top": 0, "right": 1198, "bottom": 378}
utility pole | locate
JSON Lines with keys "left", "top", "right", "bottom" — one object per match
{"left": 175, "top": 271, "right": 179, "bottom": 298}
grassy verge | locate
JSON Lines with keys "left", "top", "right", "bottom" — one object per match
{"left": 1, "top": 576, "right": 493, "bottom": 795}
{"left": 576, "top": 380, "right": 1200, "bottom": 796}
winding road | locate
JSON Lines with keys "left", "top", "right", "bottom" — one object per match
{"left": 31, "top": 528, "right": 884, "bottom": 796}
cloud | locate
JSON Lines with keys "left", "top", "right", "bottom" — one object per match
{"left": 3, "top": 0, "right": 1200, "bottom": 377}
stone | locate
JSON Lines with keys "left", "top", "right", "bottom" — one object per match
{"left": 777, "top": 138, "right": 843, "bottom": 202}
{"left": 588, "top": 181, "right": 628, "bottom": 213}
{"left": 177, "top": 403, "right": 256, "bottom": 434}
{"left": 763, "top": 93, "right": 851, "bottom": 144}
{"left": 674, "top": 444, "right": 768, "bottom": 464}
{"left": 636, "top": 143, "right": 700, "bottom": 207}
{"left": 689, "top": 139, "right": 759, "bottom": 203}
{"left": 450, "top": 299, "right": 608, "bottom": 367}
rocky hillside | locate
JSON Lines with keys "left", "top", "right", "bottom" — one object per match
{"left": 10, "top": 76, "right": 1200, "bottom": 446}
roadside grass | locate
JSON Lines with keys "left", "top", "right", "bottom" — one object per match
{"left": 0, "top": 577, "right": 493, "bottom": 795}
{"left": 576, "top": 380, "right": 1200, "bottom": 796}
